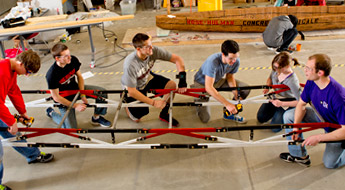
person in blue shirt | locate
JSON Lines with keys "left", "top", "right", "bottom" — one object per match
{"left": 191, "top": 40, "right": 250, "bottom": 123}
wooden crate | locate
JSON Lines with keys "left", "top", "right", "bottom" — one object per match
{"left": 234, "top": 0, "right": 247, "bottom": 3}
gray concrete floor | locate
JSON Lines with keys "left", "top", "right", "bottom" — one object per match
{"left": 3, "top": 3, "right": 345, "bottom": 190}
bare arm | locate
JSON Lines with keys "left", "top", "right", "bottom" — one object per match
{"left": 270, "top": 99, "right": 298, "bottom": 107}
{"left": 76, "top": 70, "right": 88, "bottom": 104}
{"left": 263, "top": 77, "right": 272, "bottom": 94}
{"left": 321, "top": 126, "right": 345, "bottom": 141}
{"left": 170, "top": 54, "right": 187, "bottom": 93}
{"left": 291, "top": 99, "right": 308, "bottom": 140}
{"left": 8, "top": 122, "right": 18, "bottom": 135}
{"left": 294, "top": 99, "right": 307, "bottom": 124}
{"left": 226, "top": 73, "right": 239, "bottom": 100}
{"left": 302, "top": 125, "right": 345, "bottom": 146}
{"left": 50, "top": 88, "right": 86, "bottom": 112}
{"left": 205, "top": 75, "right": 237, "bottom": 114}
{"left": 127, "top": 87, "right": 166, "bottom": 109}
{"left": 170, "top": 54, "right": 185, "bottom": 72}
{"left": 76, "top": 70, "right": 85, "bottom": 91}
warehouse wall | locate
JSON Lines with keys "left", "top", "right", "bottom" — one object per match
{"left": 0, "top": 0, "right": 17, "bottom": 15}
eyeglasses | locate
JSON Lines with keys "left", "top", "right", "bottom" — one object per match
{"left": 224, "top": 53, "right": 239, "bottom": 63}
{"left": 58, "top": 54, "right": 71, "bottom": 59}
{"left": 141, "top": 45, "right": 153, "bottom": 50}
{"left": 25, "top": 68, "right": 32, "bottom": 75}
{"left": 303, "top": 65, "right": 314, "bottom": 72}
{"left": 228, "top": 57, "right": 237, "bottom": 62}
{"left": 224, "top": 56, "right": 237, "bottom": 63}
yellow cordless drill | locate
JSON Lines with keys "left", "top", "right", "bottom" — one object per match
{"left": 14, "top": 114, "right": 34, "bottom": 127}
{"left": 223, "top": 103, "right": 243, "bottom": 116}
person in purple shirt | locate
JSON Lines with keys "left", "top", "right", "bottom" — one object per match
{"left": 280, "top": 53, "right": 345, "bottom": 168}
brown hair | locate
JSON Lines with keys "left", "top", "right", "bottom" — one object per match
{"left": 16, "top": 49, "right": 41, "bottom": 73}
{"left": 271, "top": 51, "right": 299, "bottom": 70}
{"left": 308, "top": 54, "right": 332, "bottom": 76}
{"left": 51, "top": 43, "right": 69, "bottom": 58}
{"left": 132, "top": 33, "right": 150, "bottom": 48}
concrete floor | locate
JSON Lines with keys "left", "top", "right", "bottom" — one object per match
{"left": 2, "top": 3, "right": 345, "bottom": 190}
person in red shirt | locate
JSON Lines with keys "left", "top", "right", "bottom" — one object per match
{"left": 0, "top": 50, "right": 54, "bottom": 190}
{"left": 296, "top": 0, "right": 326, "bottom": 6}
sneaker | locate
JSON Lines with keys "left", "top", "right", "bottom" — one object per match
{"left": 279, "top": 152, "right": 311, "bottom": 167}
{"left": 28, "top": 152, "right": 54, "bottom": 164}
{"left": 276, "top": 48, "right": 293, "bottom": 54}
{"left": 223, "top": 114, "right": 247, "bottom": 124}
{"left": 267, "top": 47, "right": 276, "bottom": 51}
{"left": 46, "top": 107, "right": 54, "bottom": 118}
{"left": 159, "top": 113, "right": 179, "bottom": 127}
{"left": 91, "top": 116, "right": 111, "bottom": 127}
{"left": 125, "top": 107, "right": 140, "bottom": 122}
{"left": 196, "top": 106, "right": 210, "bottom": 123}
{"left": 0, "top": 185, "right": 11, "bottom": 190}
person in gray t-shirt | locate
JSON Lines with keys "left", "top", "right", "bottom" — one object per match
{"left": 121, "top": 33, "right": 187, "bottom": 127}
{"left": 257, "top": 52, "right": 301, "bottom": 132}
{"left": 262, "top": 15, "right": 298, "bottom": 53}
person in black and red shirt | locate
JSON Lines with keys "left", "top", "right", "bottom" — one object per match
{"left": 45, "top": 44, "right": 111, "bottom": 128}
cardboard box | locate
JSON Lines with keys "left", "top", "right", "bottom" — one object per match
{"left": 182, "top": 0, "right": 196, "bottom": 6}
{"left": 198, "top": 0, "right": 222, "bottom": 12}
{"left": 17, "top": 0, "right": 31, "bottom": 8}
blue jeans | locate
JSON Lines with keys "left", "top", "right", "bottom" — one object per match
{"left": 323, "top": 142, "right": 345, "bottom": 169}
{"left": 0, "top": 139, "right": 3, "bottom": 184}
{"left": 257, "top": 101, "right": 294, "bottom": 132}
{"left": 51, "top": 85, "right": 108, "bottom": 129}
{"left": 283, "top": 107, "right": 320, "bottom": 157}
{"left": 283, "top": 107, "right": 345, "bottom": 168}
{"left": 0, "top": 119, "right": 41, "bottom": 184}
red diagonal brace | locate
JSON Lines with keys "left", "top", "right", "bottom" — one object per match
{"left": 173, "top": 131, "right": 213, "bottom": 140}
{"left": 22, "top": 132, "right": 53, "bottom": 139}
{"left": 139, "top": 132, "right": 168, "bottom": 140}
{"left": 286, "top": 122, "right": 342, "bottom": 137}
{"left": 147, "top": 128, "right": 218, "bottom": 133}
{"left": 59, "top": 132, "right": 88, "bottom": 140}
{"left": 180, "top": 92, "right": 207, "bottom": 99}
{"left": 18, "top": 128, "right": 80, "bottom": 133}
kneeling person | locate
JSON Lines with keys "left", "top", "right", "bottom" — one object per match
{"left": 45, "top": 44, "right": 111, "bottom": 128}
{"left": 263, "top": 15, "right": 298, "bottom": 54}
{"left": 121, "top": 33, "right": 187, "bottom": 127}
{"left": 192, "top": 40, "right": 250, "bottom": 123}
{"left": 280, "top": 54, "right": 345, "bottom": 168}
